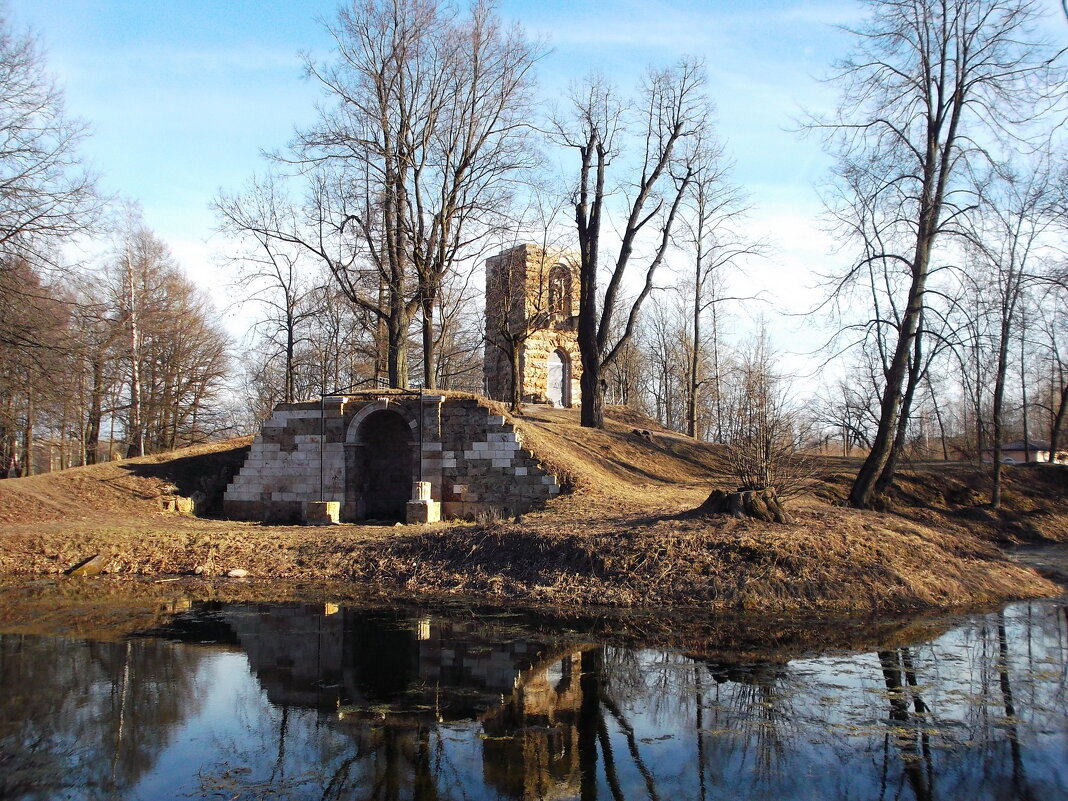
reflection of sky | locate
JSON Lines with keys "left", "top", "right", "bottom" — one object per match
{"left": 5, "top": 599, "right": 1066, "bottom": 800}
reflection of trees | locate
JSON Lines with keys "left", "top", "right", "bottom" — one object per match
{"left": 12, "top": 600, "right": 1064, "bottom": 800}
{"left": 877, "top": 648, "right": 933, "bottom": 801}
{"left": 0, "top": 634, "right": 206, "bottom": 800}
{"left": 317, "top": 726, "right": 440, "bottom": 801}
{"left": 570, "top": 647, "right": 798, "bottom": 801}
{"left": 995, "top": 613, "right": 1035, "bottom": 801}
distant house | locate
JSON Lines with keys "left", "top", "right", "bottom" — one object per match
{"left": 982, "top": 440, "right": 1068, "bottom": 465}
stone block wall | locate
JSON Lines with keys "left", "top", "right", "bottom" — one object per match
{"left": 433, "top": 397, "right": 559, "bottom": 520}
{"left": 223, "top": 393, "right": 560, "bottom": 523}
{"left": 222, "top": 401, "right": 348, "bottom": 523}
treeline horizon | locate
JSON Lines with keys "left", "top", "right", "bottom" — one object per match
{"left": 2, "top": 0, "right": 1066, "bottom": 510}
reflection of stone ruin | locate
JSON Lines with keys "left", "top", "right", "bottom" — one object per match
{"left": 484, "top": 244, "right": 582, "bottom": 408}
{"left": 223, "top": 393, "right": 560, "bottom": 523}
{"left": 212, "top": 603, "right": 587, "bottom": 799}
{"left": 481, "top": 652, "right": 584, "bottom": 800}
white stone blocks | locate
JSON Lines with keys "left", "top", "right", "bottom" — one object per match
{"left": 227, "top": 393, "right": 565, "bottom": 523}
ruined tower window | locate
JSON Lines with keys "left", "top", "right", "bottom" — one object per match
{"left": 547, "top": 264, "right": 572, "bottom": 318}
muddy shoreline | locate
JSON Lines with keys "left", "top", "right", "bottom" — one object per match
{"left": 0, "top": 570, "right": 1049, "bottom": 664}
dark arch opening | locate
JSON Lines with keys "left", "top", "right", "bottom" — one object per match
{"left": 354, "top": 410, "right": 414, "bottom": 521}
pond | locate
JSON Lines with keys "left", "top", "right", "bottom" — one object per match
{"left": 0, "top": 590, "right": 1065, "bottom": 800}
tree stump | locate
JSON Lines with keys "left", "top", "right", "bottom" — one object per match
{"left": 699, "top": 488, "right": 793, "bottom": 524}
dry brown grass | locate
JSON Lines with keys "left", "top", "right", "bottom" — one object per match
{"left": 0, "top": 405, "right": 1063, "bottom": 612}
{"left": 0, "top": 437, "right": 253, "bottom": 523}
{"left": 340, "top": 503, "right": 1057, "bottom": 610}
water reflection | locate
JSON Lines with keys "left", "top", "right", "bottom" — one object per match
{"left": 0, "top": 635, "right": 207, "bottom": 800}
{"left": 0, "top": 599, "right": 1064, "bottom": 800}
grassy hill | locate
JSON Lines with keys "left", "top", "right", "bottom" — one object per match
{"left": 0, "top": 404, "right": 1063, "bottom": 612}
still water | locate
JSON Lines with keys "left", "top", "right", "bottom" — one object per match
{"left": 0, "top": 596, "right": 1066, "bottom": 801}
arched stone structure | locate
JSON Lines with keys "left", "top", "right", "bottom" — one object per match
{"left": 344, "top": 399, "right": 419, "bottom": 443}
{"left": 484, "top": 244, "right": 582, "bottom": 407}
{"left": 547, "top": 263, "right": 573, "bottom": 318}
{"left": 224, "top": 393, "right": 561, "bottom": 524}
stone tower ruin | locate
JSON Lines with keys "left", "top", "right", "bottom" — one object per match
{"left": 484, "top": 244, "right": 581, "bottom": 407}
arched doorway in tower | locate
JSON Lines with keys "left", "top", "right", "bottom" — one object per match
{"left": 546, "top": 349, "right": 570, "bottom": 407}
{"left": 352, "top": 409, "right": 415, "bottom": 520}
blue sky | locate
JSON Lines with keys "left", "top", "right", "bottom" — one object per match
{"left": 13, "top": 1, "right": 848, "bottom": 223}
{"left": 11, "top": 1, "right": 1065, "bottom": 369}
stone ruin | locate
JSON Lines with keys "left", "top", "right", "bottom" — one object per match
{"left": 484, "top": 244, "right": 582, "bottom": 408}
{"left": 226, "top": 244, "right": 580, "bottom": 525}
{"left": 223, "top": 393, "right": 560, "bottom": 524}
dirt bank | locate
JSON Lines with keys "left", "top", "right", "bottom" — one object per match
{"left": 0, "top": 406, "right": 1063, "bottom": 612}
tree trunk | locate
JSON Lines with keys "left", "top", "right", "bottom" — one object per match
{"left": 284, "top": 306, "right": 296, "bottom": 404}
{"left": 421, "top": 292, "right": 436, "bottom": 391}
{"left": 23, "top": 391, "right": 33, "bottom": 477}
{"left": 687, "top": 270, "right": 700, "bottom": 439}
{"left": 990, "top": 311, "right": 1013, "bottom": 508}
{"left": 577, "top": 230, "right": 603, "bottom": 427}
{"left": 579, "top": 356, "right": 604, "bottom": 428}
{"left": 1049, "top": 381, "right": 1067, "bottom": 461}
{"left": 850, "top": 227, "right": 933, "bottom": 508}
{"left": 126, "top": 252, "right": 144, "bottom": 459}
{"left": 1021, "top": 330, "right": 1030, "bottom": 464}
{"left": 508, "top": 340, "right": 522, "bottom": 415}
{"left": 700, "top": 488, "right": 793, "bottom": 524}
{"left": 386, "top": 305, "right": 410, "bottom": 390}
{"left": 875, "top": 321, "right": 924, "bottom": 497}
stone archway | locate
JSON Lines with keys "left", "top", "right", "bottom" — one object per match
{"left": 350, "top": 409, "right": 416, "bottom": 520}
{"left": 546, "top": 349, "right": 570, "bottom": 407}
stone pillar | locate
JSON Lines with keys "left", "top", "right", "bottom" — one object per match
{"left": 304, "top": 500, "right": 340, "bottom": 525}
{"left": 406, "top": 480, "right": 441, "bottom": 524}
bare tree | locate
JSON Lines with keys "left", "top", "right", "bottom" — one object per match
{"left": 108, "top": 221, "right": 232, "bottom": 456}
{"left": 969, "top": 157, "right": 1058, "bottom": 505}
{"left": 678, "top": 140, "right": 759, "bottom": 439}
{"left": 1035, "top": 284, "right": 1068, "bottom": 461}
{"left": 238, "top": 0, "right": 541, "bottom": 390}
{"left": 720, "top": 329, "right": 811, "bottom": 500}
{"left": 0, "top": 16, "right": 99, "bottom": 261}
{"left": 429, "top": 267, "right": 483, "bottom": 392}
{"left": 69, "top": 277, "right": 122, "bottom": 464}
{"left": 816, "top": 0, "right": 1064, "bottom": 508}
{"left": 702, "top": 328, "right": 806, "bottom": 522}
{"left": 216, "top": 176, "right": 323, "bottom": 404}
{"left": 642, "top": 294, "right": 689, "bottom": 432}
{"left": 557, "top": 60, "right": 710, "bottom": 428}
